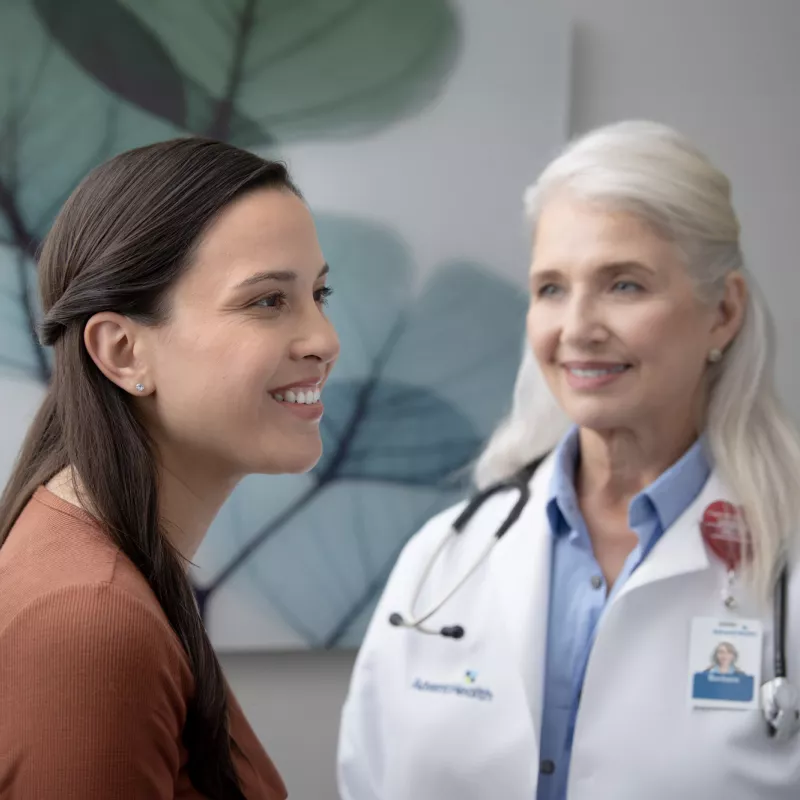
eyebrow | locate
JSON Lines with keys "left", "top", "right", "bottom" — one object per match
{"left": 235, "top": 262, "right": 330, "bottom": 289}
{"left": 531, "top": 260, "right": 654, "bottom": 282}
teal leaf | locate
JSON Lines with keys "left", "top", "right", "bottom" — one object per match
{"left": 0, "top": 0, "right": 180, "bottom": 243}
{"left": 0, "top": 246, "right": 48, "bottom": 379}
{"left": 316, "top": 378, "right": 480, "bottom": 485}
{"left": 32, "top": 0, "right": 187, "bottom": 126}
{"left": 32, "top": 0, "right": 265, "bottom": 144}
{"left": 38, "top": 0, "right": 461, "bottom": 145}
{"left": 314, "top": 214, "right": 413, "bottom": 380}
{"left": 196, "top": 478, "right": 462, "bottom": 648}
{"left": 0, "top": 0, "right": 181, "bottom": 380}
{"left": 383, "top": 260, "right": 529, "bottom": 440}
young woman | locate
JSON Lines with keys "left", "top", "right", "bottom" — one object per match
{"left": 0, "top": 138, "right": 339, "bottom": 798}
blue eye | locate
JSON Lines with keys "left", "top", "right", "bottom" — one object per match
{"left": 537, "top": 284, "right": 563, "bottom": 298}
{"left": 612, "top": 280, "right": 642, "bottom": 293}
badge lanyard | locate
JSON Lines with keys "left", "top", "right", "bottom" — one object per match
{"left": 700, "top": 500, "right": 748, "bottom": 608}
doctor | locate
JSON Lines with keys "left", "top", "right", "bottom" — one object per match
{"left": 337, "top": 121, "right": 800, "bottom": 800}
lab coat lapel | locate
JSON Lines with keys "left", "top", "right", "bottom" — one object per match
{"left": 614, "top": 469, "right": 733, "bottom": 601}
{"left": 492, "top": 456, "right": 555, "bottom": 742}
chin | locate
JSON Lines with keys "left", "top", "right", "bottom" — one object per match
{"left": 561, "top": 399, "right": 639, "bottom": 433}
{"left": 251, "top": 442, "right": 323, "bottom": 476}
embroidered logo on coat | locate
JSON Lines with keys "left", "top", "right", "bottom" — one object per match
{"left": 411, "top": 670, "right": 493, "bottom": 701}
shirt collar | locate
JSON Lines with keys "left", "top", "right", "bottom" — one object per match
{"left": 546, "top": 426, "right": 711, "bottom": 540}
{"left": 630, "top": 434, "right": 711, "bottom": 532}
{"left": 546, "top": 427, "right": 582, "bottom": 537}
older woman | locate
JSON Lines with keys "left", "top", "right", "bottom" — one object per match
{"left": 337, "top": 121, "right": 800, "bottom": 800}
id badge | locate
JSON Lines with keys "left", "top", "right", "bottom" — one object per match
{"left": 688, "top": 617, "right": 762, "bottom": 710}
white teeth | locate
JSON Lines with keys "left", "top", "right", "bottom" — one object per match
{"left": 569, "top": 366, "right": 627, "bottom": 378}
{"left": 272, "top": 387, "right": 322, "bottom": 404}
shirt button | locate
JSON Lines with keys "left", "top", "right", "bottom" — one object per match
{"left": 591, "top": 575, "right": 604, "bottom": 589}
{"left": 540, "top": 759, "right": 556, "bottom": 775}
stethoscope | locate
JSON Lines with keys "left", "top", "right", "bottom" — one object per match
{"left": 388, "top": 456, "right": 544, "bottom": 641}
{"left": 389, "top": 457, "right": 800, "bottom": 740}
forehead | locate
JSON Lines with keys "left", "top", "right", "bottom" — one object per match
{"left": 186, "top": 187, "right": 320, "bottom": 288}
{"left": 531, "top": 193, "right": 678, "bottom": 273}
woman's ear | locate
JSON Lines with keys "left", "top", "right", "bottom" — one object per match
{"left": 83, "top": 312, "right": 151, "bottom": 395}
{"left": 711, "top": 271, "right": 748, "bottom": 352}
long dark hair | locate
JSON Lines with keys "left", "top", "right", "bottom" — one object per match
{"left": 0, "top": 138, "right": 300, "bottom": 798}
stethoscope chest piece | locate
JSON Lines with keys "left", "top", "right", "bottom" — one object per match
{"left": 761, "top": 677, "right": 800, "bottom": 741}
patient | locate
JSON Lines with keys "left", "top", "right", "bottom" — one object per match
{"left": 0, "top": 138, "right": 339, "bottom": 798}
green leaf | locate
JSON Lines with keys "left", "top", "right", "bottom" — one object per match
{"left": 1, "top": 0, "right": 181, "bottom": 244}
{"left": 32, "top": 0, "right": 265, "bottom": 143}
{"left": 0, "top": 0, "right": 181, "bottom": 380}
{"left": 37, "top": 0, "right": 461, "bottom": 145}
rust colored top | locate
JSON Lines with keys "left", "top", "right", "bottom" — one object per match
{"left": 0, "top": 488, "right": 287, "bottom": 800}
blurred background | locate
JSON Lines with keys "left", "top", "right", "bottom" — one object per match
{"left": 2, "top": 0, "right": 800, "bottom": 796}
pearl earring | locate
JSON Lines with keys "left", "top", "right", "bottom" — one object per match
{"left": 135, "top": 383, "right": 145, "bottom": 393}
{"left": 708, "top": 348, "right": 722, "bottom": 364}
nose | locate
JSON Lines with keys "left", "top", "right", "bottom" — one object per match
{"left": 290, "top": 304, "right": 340, "bottom": 366}
{"left": 559, "top": 288, "right": 609, "bottom": 349}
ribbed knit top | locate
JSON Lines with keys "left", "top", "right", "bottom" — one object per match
{"left": 0, "top": 487, "right": 287, "bottom": 799}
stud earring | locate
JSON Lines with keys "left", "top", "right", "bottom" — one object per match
{"left": 708, "top": 348, "right": 722, "bottom": 364}
{"left": 135, "top": 383, "right": 145, "bottom": 393}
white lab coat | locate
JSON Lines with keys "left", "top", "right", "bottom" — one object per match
{"left": 337, "top": 453, "right": 800, "bottom": 800}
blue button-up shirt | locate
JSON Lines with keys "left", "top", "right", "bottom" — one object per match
{"left": 536, "top": 427, "right": 711, "bottom": 800}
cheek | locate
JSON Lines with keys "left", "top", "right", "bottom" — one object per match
{"left": 620, "top": 303, "right": 704, "bottom": 361}
{"left": 151, "top": 322, "right": 282, "bottom": 425}
{"left": 526, "top": 304, "right": 558, "bottom": 365}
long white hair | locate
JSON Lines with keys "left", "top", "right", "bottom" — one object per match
{"left": 474, "top": 120, "right": 800, "bottom": 602}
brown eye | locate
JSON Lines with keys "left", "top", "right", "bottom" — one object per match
{"left": 315, "top": 285, "right": 333, "bottom": 306}
{"left": 252, "top": 291, "right": 287, "bottom": 309}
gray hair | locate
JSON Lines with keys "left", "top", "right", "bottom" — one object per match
{"left": 475, "top": 120, "right": 800, "bottom": 602}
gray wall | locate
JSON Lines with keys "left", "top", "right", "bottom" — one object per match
{"left": 220, "top": 1, "right": 800, "bottom": 797}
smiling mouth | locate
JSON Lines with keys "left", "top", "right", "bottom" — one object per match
{"left": 564, "top": 364, "right": 630, "bottom": 378}
{"left": 269, "top": 387, "right": 321, "bottom": 405}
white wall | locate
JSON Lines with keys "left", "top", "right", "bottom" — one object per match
{"left": 226, "top": 2, "right": 800, "bottom": 797}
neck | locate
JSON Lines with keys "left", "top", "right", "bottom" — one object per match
{"left": 157, "top": 451, "right": 239, "bottom": 563}
{"left": 46, "top": 454, "right": 238, "bottom": 564}
{"left": 576, "top": 420, "right": 700, "bottom": 508}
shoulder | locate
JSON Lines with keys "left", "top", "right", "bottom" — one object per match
{"left": 1, "top": 581, "right": 191, "bottom": 693}
{"left": 1, "top": 488, "right": 178, "bottom": 636}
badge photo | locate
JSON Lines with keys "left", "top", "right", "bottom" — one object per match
{"left": 688, "top": 617, "right": 763, "bottom": 710}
